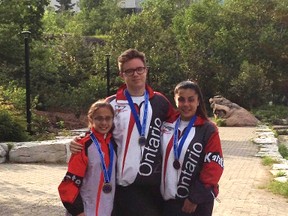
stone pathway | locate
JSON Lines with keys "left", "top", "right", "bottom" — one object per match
{"left": 0, "top": 127, "right": 287, "bottom": 216}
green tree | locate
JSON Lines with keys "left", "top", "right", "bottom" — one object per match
{"left": 42, "top": 7, "right": 82, "bottom": 34}
{"left": 173, "top": 0, "right": 225, "bottom": 99}
{"left": 0, "top": 0, "right": 49, "bottom": 86}
{"left": 173, "top": 0, "right": 288, "bottom": 108}
{"left": 77, "top": 0, "right": 124, "bottom": 35}
{"left": 230, "top": 61, "right": 272, "bottom": 108}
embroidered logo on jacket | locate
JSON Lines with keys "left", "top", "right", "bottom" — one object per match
{"left": 114, "top": 105, "right": 126, "bottom": 116}
{"left": 204, "top": 152, "right": 224, "bottom": 168}
{"left": 177, "top": 142, "right": 203, "bottom": 198}
{"left": 64, "top": 172, "right": 83, "bottom": 188}
{"left": 161, "top": 125, "right": 174, "bottom": 134}
{"left": 139, "top": 117, "right": 162, "bottom": 176}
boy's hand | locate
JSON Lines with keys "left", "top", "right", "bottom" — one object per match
{"left": 70, "top": 137, "right": 83, "bottom": 154}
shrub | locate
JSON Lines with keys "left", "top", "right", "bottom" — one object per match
{"left": 252, "top": 105, "right": 288, "bottom": 124}
{"left": 0, "top": 110, "right": 28, "bottom": 142}
{"left": 278, "top": 144, "right": 288, "bottom": 160}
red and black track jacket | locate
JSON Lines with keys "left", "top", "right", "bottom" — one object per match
{"left": 161, "top": 114, "right": 224, "bottom": 203}
{"left": 58, "top": 128, "right": 116, "bottom": 216}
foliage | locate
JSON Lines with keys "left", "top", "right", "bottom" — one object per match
{"left": 173, "top": 0, "right": 288, "bottom": 107}
{"left": 29, "top": 34, "right": 108, "bottom": 113}
{"left": 278, "top": 144, "right": 288, "bottom": 160}
{"left": 77, "top": 0, "right": 125, "bottom": 35}
{"left": 31, "top": 113, "right": 51, "bottom": 134}
{"left": 0, "top": 0, "right": 288, "bottom": 133}
{"left": 230, "top": 61, "right": 272, "bottom": 109}
{"left": 43, "top": 8, "right": 81, "bottom": 34}
{"left": 0, "top": 0, "right": 49, "bottom": 91}
{"left": 215, "top": 118, "right": 226, "bottom": 127}
{"left": 0, "top": 109, "right": 28, "bottom": 142}
{"left": 1, "top": 82, "right": 26, "bottom": 111}
{"left": 0, "top": 0, "right": 49, "bottom": 39}
{"left": 252, "top": 105, "right": 288, "bottom": 125}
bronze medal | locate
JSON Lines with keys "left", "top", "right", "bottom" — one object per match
{"left": 102, "top": 183, "right": 112, "bottom": 193}
{"left": 139, "top": 136, "right": 146, "bottom": 146}
{"left": 173, "top": 160, "right": 181, "bottom": 170}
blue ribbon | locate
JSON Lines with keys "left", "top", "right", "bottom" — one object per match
{"left": 173, "top": 115, "right": 197, "bottom": 160}
{"left": 90, "top": 133, "right": 114, "bottom": 184}
{"left": 124, "top": 90, "right": 149, "bottom": 138}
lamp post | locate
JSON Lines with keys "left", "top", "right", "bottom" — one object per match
{"left": 21, "top": 30, "right": 32, "bottom": 134}
{"left": 105, "top": 54, "right": 111, "bottom": 97}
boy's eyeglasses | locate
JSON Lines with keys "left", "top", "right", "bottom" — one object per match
{"left": 123, "top": 67, "right": 146, "bottom": 77}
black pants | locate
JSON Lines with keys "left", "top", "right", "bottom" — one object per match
{"left": 163, "top": 199, "right": 214, "bottom": 216}
{"left": 112, "top": 184, "right": 164, "bottom": 216}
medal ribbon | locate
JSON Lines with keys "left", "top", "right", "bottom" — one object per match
{"left": 124, "top": 90, "right": 149, "bottom": 138}
{"left": 90, "top": 133, "right": 114, "bottom": 184}
{"left": 173, "top": 115, "right": 197, "bottom": 161}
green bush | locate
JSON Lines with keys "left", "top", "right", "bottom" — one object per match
{"left": 278, "top": 144, "right": 288, "bottom": 160}
{"left": 0, "top": 110, "right": 28, "bottom": 142}
{"left": 252, "top": 105, "right": 288, "bottom": 124}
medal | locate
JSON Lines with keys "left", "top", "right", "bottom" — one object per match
{"left": 173, "top": 160, "right": 181, "bottom": 170}
{"left": 139, "top": 136, "right": 146, "bottom": 146}
{"left": 125, "top": 90, "right": 149, "bottom": 147}
{"left": 90, "top": 132, "right": 114, "bottom": 195}
{"left": 102, "top": 183, "right": 112, "bottom": 193}
{"left": 173, "top": 115, "right": 197, "bottom": 170}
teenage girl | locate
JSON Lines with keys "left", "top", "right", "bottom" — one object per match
{"left": 161, "top": 81, "right": 224, "bottom": 216}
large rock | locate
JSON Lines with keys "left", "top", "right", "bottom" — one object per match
{"left": 9, "top": 138, "right": 72, "bottom": 163}
{"left": 209, "top": 95, "right": 260, "bottom": 126}
{"left": 0, "top": 143, "right": 8, "bottom": 163}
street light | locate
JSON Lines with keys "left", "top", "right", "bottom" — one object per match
{"left": 105, "top": 54, "right": 111, "bottom": 97}
{"left": 21, "top": 30, "right": 32, "bottom": 134}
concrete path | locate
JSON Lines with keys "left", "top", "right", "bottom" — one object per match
{"left": 0, "top": 127, "right": 287, "bottom": 216}
{"left": 213, "top": 127, "right": 288, "bottom": 216}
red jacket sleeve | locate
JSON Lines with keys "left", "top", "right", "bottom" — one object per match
{"left": 189, "top": 124, "right": 224, "bottom": 204}
{"left": 58, "top": 138, "right": 88, "bottom": 215}
{"left": 200, "top": 129, "right": 224, "bottom": 190}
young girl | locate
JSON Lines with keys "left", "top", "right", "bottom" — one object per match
{"left": 58, "top": 100, "right": 116, "bottom": 216}
{"left": 161, "top": 81, "right": 224, "bottom": 216}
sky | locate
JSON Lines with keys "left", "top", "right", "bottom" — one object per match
{"left": 49, "top": 0, "right": 80, "bottom": 11}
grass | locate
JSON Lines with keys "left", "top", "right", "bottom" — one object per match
{"left": 275, "top": 171, "right": 287, "bottom": 177}
{"left": 268, "top": 181, "right": 288, "bottom": 198}
{"left": 261, "top": 156, "right": 288, "bottom": 198}
{"left": 261, "top": 156, "right": 280, "bottom": 166}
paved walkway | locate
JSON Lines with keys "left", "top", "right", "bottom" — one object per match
{"left": 0, "top": 127, "right": 287, "bottom": 216}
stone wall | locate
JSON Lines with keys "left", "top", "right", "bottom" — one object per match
{"left": 0, "top": 138, "right": 73, "bottom": 164}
